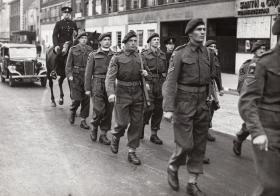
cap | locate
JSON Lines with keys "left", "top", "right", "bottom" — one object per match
{"left": 61, "top": 6, "right": 72, "bottom": 13}
{"left": 205, "top": 40, "right": 216, "bottom": 47}
{"left": 122, "top": 30, "right": 137, "bottom": 43}
{"left": 75, "top": 32, "right": 88, "bottom": 40}
{"left": 164, "top": 37, "right": 176, "bottom": 45}
{"left": 251, "top": 40, "right": 266, "bottom": 53}
{"left": 185, "top": 18, "right": 205, "bottom": 35}
{"left": 98, "top": 32, "right": 111, "bottom": 42}
{"left": 147, "top": 33, "right": 159, "bottom": 43}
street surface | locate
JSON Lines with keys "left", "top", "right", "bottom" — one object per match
{"left": 0, "top": 80, "right": 257, "bottom": 196}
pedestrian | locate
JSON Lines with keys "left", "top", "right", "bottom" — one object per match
{"left": 205, "top": 40, "right": 224, "bottom": 143}
{"left": 233, "top": 40, "right": 266, "bottom": 156}
{"left": 238, "top": 17, "right": 280, "bottom": 196}
{"left": 105, "top": 30, "right": 149, "bottom": 165}
{"left": 85, "top": 32, "right": 114, "bottom": 145}
{"left": 164, "top": 37, "right": 176, "bottom": 70}
{"left": 141, "top": 33, "right": 167, "bottom": 144}
{"left": 65, "top": 32, "right": 93, "bottom": 129}
{"left": 163, "top": 18, "right": 210, "bottom": 196}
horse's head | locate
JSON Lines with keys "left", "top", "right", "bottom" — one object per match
{"left": 86, "top": 31, "right": 101, "bottom": 50}
{"left": 61, "top": 41, "right": 71, "bottom": 56}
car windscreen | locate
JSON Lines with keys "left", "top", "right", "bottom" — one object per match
{"left": 9, "top": 47, "right": 37, "bottom": 59}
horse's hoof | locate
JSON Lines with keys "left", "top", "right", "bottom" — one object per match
{"left": 58, "top": 99, "right": 64, "bottom": 105}
{"left": 51, "top": 102, "right": 56, "bottom": 107}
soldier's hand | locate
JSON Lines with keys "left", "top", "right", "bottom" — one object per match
{"left": 85, "top": 91, "right": 91, "bottom": 96}
{"left": 253, "top": 135, "right": 268, "bottom": 151}
{"left": 54, "top": 46, "right": 60, "bottom": 54}
{"left": 163, "top": 112, "right": 173, "bottom": 122}
{"left": 140, "top": 70, "right": 148, "bottom": 77}
{"left": 108, "top": 94, "right": 116, "bottom": 103}
{"left": 68, "top": 76, "right": 73, "bottom": 81}
{"left": 219, "top": 90, "right": 224, "bottom": 96}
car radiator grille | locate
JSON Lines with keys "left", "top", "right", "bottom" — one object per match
{"left": 24, "top": 61, "right": 34, "bottom": 75}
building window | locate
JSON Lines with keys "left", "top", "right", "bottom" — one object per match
{"left": 132, "top": 0, "right": 139, "bottom": 9}
{"left": 118, "top": 0, "right": 124, "bottom": 11}
{"left": 96, "top": 0, "right": 102, "bottom": 14}
{"left": 137, "top": 30, "right": 143, "bottom": 47}
{"left": 116, "top": 31, "right": 122, "bottom": 47}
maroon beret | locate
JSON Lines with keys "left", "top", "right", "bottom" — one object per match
{"left": 147, "top": 33, "right": 159, "bottom": 43}
{"left": 251, "top": 40, "right": 266, "bottom": 53}
{"left": 185, "top": 18, "right": 205, "bottom": 34}
{"left": 122, "top": 30, "right": 137, "bottom": 43}
{"left": 98, "top": 32, "right": 111, "bottom": 41}
{"left": 205, "top": 40, "right": 216, "bottom": 47}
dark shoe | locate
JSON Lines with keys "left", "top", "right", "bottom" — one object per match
{"left": 90, "top": 127, "right": 98, "bottom": 142}
{"left": 150, "top": 134, "right": 163, "bottom": 145}
{"left": 233, "top": 139, "right": 243, "bottom": 156}
{"left": 80, "top": 120, "right": 90, "bottom": 129}
{"left": 69, "top": 112, "right": 75, "bottom": 124}
{"left": 128, "top": 152, "right": 141, "bottom": 165}
{"left": 99, "top": 134, "right": 111, "bottom": 145}
{"left": 111, "top": 136, "right": 120, "bottom": 154}
{"left": 186, "top": 183, "right": 206, "bottom": 196}
{"left": 167, "top": 166, "right": 179, "bottom": 191}
{"left": 207, "top": 133, "right": 216, "bottom": 142}
{"left": 203, "top": 157, "right": 210, "bottom": 164}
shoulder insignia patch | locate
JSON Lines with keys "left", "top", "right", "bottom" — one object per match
{"left": 167, "top": 53, "right": 176, "bottom": 73}
{"left": 247, "top": 63, "right": 256, "bottom": 76}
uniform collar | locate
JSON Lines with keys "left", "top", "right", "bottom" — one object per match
{"left": 96, "top": 47, "right": 113, "bottom": 56}
{"left": 124, "top": 48, "right": 137, "bottom": 56}
{"left": 188, "top": 41, "right": 203, "bottom": 52}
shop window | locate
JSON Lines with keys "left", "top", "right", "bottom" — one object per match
{"left": 147, "top": 29, "right": 155, "bottom": 37}
{"left": 137, "top": 30, "right": 144, "bottom": 47}
{"left": 237, "top": 39, "right": 270, "bottom": 53}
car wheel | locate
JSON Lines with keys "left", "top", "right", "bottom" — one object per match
{"left": 40, "top": 77, "right": 47, "bottom": 87}
{"left": 9, "top": 75, "right": 15, "bottom": 87}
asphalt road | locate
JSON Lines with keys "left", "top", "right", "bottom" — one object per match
{"left": 0, "top": 80, "right": 257, "bottom": 196}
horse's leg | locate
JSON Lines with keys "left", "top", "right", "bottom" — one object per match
{"left": 48, "top": 77, "right": 56, "bottom": 107}
{"left": 58, "top": 75, "right": 66, "bottom": 105}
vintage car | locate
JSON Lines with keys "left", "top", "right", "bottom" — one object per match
{"left": 0, "top": 43, "right": 47, "bottom": 87}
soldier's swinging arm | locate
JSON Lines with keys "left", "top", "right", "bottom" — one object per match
{"left": 138, "top": 53, "right": 151, "bottom": 107}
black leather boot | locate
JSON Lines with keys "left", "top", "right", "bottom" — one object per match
{"left": 99, "top": 134, "right": 111, "bottom": 145}
{"left": 128, "top": 152, "right": 141, "bottom": 165}
{"left": 186, "top": 183, "right": 206, "bottom": 196}
{"left": 233, "top": 139, "right": 243, "bottom": 156}
{"left": 80, "top": 120, "right": 90, "bottom": 129}
{"left": 150, "top": 134, "right": 163, "bottom": 145}
{"left": 167, "top": 166, "right": 179, "bottom": 191}
{"left": 111, "top": 136, "right": 120, "bottom": 154}
{"left": 69, "top": 112, "right": 75, "bottom": 124}
{"left": 90, "top": 126, "right": 98, "bottom": 142}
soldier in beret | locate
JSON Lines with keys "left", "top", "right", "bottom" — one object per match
{"left": 233, "top": 40, "right": 266, "bottom": 156}
{"left": 238, "top": 17, "right": 280, "bottom": 196}
{"left": 66, "top": 32, "right": 93, "bottom": 129}
{"left": 53, "top": 7, "right": 77, "bottom": 55}
{"left": 163, "top": 18, "right": 210, "bottom": 196}
{"left": 164, "top": 37, "right": 176, "bottom": 69}
{"left": 85, "top": 32, "right": 114, "bottom": 145}
{"left": 105, "top": 30, "right": 150, "bottom": 165}
{"left": 141, "top": 33, "right": 167, "bottom": 144}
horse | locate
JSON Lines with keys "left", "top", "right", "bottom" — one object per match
{"left": 46, "top": 31, "right": 100, "bottom": 107}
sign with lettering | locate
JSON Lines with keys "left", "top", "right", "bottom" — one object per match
{"left": 236, "top": 0, "right": 280, "bottom": 16}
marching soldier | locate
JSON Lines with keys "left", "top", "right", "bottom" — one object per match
{"left": 85, "top": 32, "right": 114, "bottom": 145}
{"left": 105, "top": 30, "right": 149, "bottom": 165}
{"left": 65, "top": 32, "right": 93, "bottom": 128}
{"left": 141, "top": 33, "right": 167, "bottom": 144}
{"left": 164, "top": 37, "right": 176, "bottom": 69}
{"left": 163, "top": 19, "right": 210, "bottom": 196}
{"left": 53, "top": 6, "right": 77, "bottom": 55}
{"left": 238, "top": 18, "right": 280, "bottom": 196}
{"left": 233, "top": 40, "right": 266, "bottom": 156}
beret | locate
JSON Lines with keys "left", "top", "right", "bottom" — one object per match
{"left": 185, "top": 18, "right": 205, "bottom": 34}
{"left": 98, "top": 32, "right": 111, "bottom": 41}
{"left": 75, "top": 32, "right": 88, "bottom": 40}
{"left": 205, "top": 40, "right": 216, "bottom": 47}
{"left": 61, "top": 7, "right": 72, "bottom": 13}
{"left": 164, "top": 37, "right": 176, "bottom": 45}
{"left": 147, "top": 33, "right": 159, "bottom": 43}
{"left": 251, "top": 40, "right": 266, "bottom": 53}
{"left": 122, "top": 30, "right": 137, "bottom": 43}
{"left": 272, "top": 17, "right": 280, "bottom": 35}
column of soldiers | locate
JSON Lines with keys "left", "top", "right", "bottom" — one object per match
{"left": 55, "top": 6, "right": 280, "bottom": 194}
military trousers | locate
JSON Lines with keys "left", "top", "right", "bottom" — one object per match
{"left": 143, "top": 77, "right": 164, "bottom": 132}
{"left": 169, "top": 88, "right": 209, "bottom": 174}
{"left": 236, "top": 122, "right": 250, "bottom": 141}
{"left": 70, "top": 96, "right": 90, "bottom": 119}
{"left": 111, "top": 83, "right": 144, "bottom": 149}
{"left": 91, "top": 78, "right": 113, "bottom": 132}
{"left": 251, "top": 109, "right": 280, "bottom": 196}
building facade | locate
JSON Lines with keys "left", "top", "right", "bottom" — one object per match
{"left": 0, "top": 0, "right": 10, "bottom": 42}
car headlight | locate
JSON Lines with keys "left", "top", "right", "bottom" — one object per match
{"left": 9, "top": 65, "right": 16, "bottom": 71}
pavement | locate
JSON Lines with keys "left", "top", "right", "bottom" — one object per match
{"left": 0, "top": 78, "right": 257, "bottom": 196}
